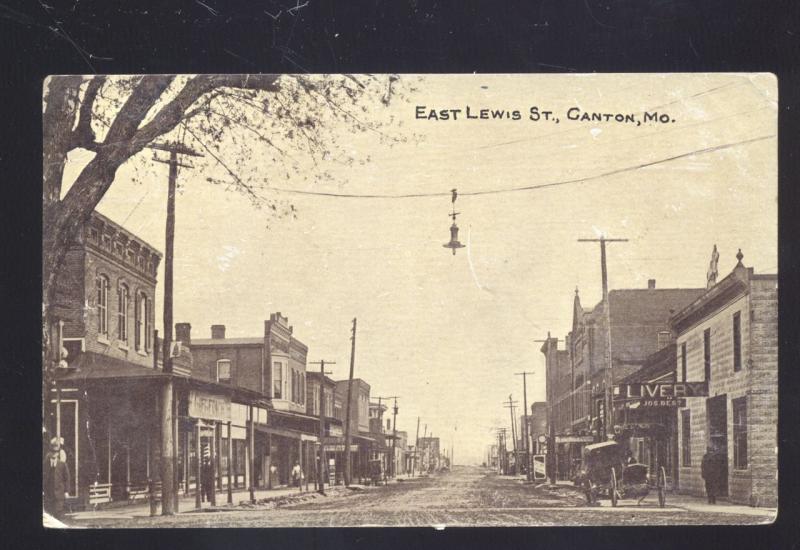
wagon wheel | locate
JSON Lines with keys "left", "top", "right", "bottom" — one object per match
{"left": 610, "top": 467, "right": 618, "bottom": 507}
{"left": 657, "top": 466, "right": 667, "bottom": 508}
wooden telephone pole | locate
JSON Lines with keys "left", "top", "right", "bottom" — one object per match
{"left": 413, "top": 416, "right": 420, "bottom": 477}
{"left": 150, "top": 140, "right": 202, "bottom": 516}
{"left": 578, "top": 236, "right": 628, "bottom": 439}
{"left": 310, "top": 360, "right": 335, "bottom": 494}
{"left": 503, "top": 396, "right": 520, "bottom": 476}
{"left": 343, "top": 318, "right": 357, "bottom": 486}
{"left": 391, "top": 398, "right": 399, "bottom": 477}
{"left": 515, "top": 371, "right": 535, "bottom": 481}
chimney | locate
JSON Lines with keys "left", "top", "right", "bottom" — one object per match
{"left": 648, "top": 279, "right": 656, "bottom": 289}
{"left": 211, "top": 324, "right": 226, "bottom": 339}
{"left": 175, "top": 323, "right": 192, "bottom": 346}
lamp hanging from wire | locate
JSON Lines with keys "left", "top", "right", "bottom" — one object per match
{"left": 442, "top": 188, "right": 465, "bottom": 255}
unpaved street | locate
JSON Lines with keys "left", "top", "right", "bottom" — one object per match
{"left": 69, "top": 466, "right": 774, "bottom": 528}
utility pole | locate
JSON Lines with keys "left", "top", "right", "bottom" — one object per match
{"left": 413, "top": 416, "right": 420, "bottom": 477}
{"left": 343, "top": 318, "right": 357, "bottom": 486}
{"left": 310, "top": 360, "right": 335, "bottom": 494}
{"left": 391, "top": 398, "right": 399, "bottom": 478}
{"left": 150, "top": 140, "right": 202, "bottom": 516}
{"left": 422, "top": 423, "right": 427, "bottom": 473}
{"left": 515, "top": 371, "right": 535, "bottom": 481}
{"left": 451, "top": 423, "right": 456, "bottom": 468}
{"left": 503, "top": 396, "right": 520, "bottom": 476}
{"left": 578, "top": 236, "right": 628, "bottom": 439}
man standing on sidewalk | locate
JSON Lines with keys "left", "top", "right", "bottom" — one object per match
{"left": 701, "top": 444, "right": 723, "bottom": 504}
{"left": 43, "top": 437, "right": 70, "bottom": 519}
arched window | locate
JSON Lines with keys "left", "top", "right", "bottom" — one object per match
{"left": 216, "top": 360, "right": 231, "bottom": 383}
{"left": 96, "top": 275, "right": 109, "bottom": 337}
{"left": 118, "top": 284, "right": 129, "bottom": 343}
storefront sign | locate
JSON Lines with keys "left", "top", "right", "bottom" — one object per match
{"left": 188, "top": 390, "right": 231, "bottom": 422}
{"left": 613, "top": 382, "right": 708, "bottom": 400}
{"left": 555, "top": 435, "right": 595, "bottom": 444}
{"left": 634, "top": 398, "right": 686, "bottom": 408}
{"left": 323, "top": 444, "right": 359, "bottom": 452}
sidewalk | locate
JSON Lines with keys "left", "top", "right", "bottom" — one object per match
{"left": 66, "top": 484, "right": 346, "bottom": 521}
{"left": 548, "top": 480, "right": 775, "bottom": 518}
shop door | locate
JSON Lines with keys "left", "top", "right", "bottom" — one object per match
{"left": 706, "top": 395, "right": 728, "bottom": 496}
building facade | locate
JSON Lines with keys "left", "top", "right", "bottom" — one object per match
{"left": 543, "top": 280, "right": 705, "bottom": 480}
{"left": 334, "top": 378, "right": 372, "bottom": 482}
{"left": 49, "top": 211, "right": 268, "bottom": 510}
{"left": 191, "top": 314, "right": 319, "bottom": 489}
{"left": 672, "top": 253, "right": 777, "bottom": 507}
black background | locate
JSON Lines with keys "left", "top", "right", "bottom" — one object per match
{"left": 1, "top": 1, "right": 799, "bottom": 549}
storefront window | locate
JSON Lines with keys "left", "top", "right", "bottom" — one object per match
{"left": 733, "top": 397, "right": 748, "bottom": 469}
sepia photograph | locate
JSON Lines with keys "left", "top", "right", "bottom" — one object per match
{"left": 41, "top": 72, "right": 777, "bottom": 528}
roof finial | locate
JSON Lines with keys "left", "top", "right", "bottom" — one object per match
{"left": 736, "top": 248, "right": 744, "bottom": 266}
{"left": 575, "top": 286, "right": 579, "bottom": 296}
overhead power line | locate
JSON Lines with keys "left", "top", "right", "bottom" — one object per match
{"left": 251, "top": 134, "right": 773, "bottom": 200}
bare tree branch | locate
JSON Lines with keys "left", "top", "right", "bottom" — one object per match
{"left": 70, "top": 75, "right": 106, "bottom": 150}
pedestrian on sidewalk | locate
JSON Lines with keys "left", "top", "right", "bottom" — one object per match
{"left": 201, "top": 456, "right": 214, "bottom": 503}
{"left": 43, "top": 437, "right": 70, "bottom": 519}
{"left": 291, "top": 462, "right": 303, "bottom": 487}
{"left": 701, "top": 444, "right": 724, "bottom": 504}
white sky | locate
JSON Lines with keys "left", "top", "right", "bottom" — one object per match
{"left": 60, "top": 73, "right": 777, "bottom": 465}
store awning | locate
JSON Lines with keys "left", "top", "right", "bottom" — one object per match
{"left": 255, "top": 423, "right": 318, "bottom": 442}
{"left": 56, "top": 352, "right": 168, "bottom": 381}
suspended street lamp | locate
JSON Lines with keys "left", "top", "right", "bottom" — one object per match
{"left": 442, "top": 188, "right": 465, "bottom": 255}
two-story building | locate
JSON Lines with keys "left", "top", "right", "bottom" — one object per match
{"left": 306, "top": 371, "right": 347, "bottom": 484}
{"left": 543, "top": 280, "right": 705, "bottom": 480}
{"left": 191, "top": 313, "right": 320, "bottom": 489}
{"left": 672, "top": 251, "right": 777, "bottom": 507}
{"left": 334, "top": 378, "right": 372, "bottom": 483}
{"left": 50, "top": 211, "right": 268, "bottom": 509}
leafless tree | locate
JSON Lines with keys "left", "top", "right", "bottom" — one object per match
{"left": 42, "top": 73, "right": 408, "bottom": 427}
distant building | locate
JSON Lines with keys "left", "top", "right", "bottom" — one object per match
{"left": 529, "top": 402, "right": 548, "bottom": 453}
{"left": 418, "top": 437, "right": 441, "bottom": 472}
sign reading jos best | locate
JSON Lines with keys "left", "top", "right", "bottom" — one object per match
{"left": 613, "top": 382, "right": 708, "bottom": 400}
{"left": 188, "top": 390, "right": 232, "bottom": 422}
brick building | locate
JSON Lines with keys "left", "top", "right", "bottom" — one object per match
{"left": 50, "top": 211, "right": 267, "bottom": 509}
{"left": 191, "top": 313, "right": 320, "bottom": 488}
{"left": 306, "top": 371, "right": 347, "bottom": 483}
{"left": 543, "top": 280, "right": 704, "bottom": 480}
{"left": 334, "top": 378, "right": 372, "bottom": 482}
{"left": 672, "top": 251, "right": 777, "bottom": 507}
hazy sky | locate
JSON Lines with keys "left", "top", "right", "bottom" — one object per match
{"left": 61, "top": 73, "right": 777, "bottom": 465}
